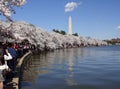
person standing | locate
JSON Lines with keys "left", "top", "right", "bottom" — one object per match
{"left": 0, "top": 53, "right": 9, "bottom": 89}
{"left": 7, "top": 43, "right": 17, "bottom": 73}
{"left": 0, "top": 42, "right": 4, "bottom": 89}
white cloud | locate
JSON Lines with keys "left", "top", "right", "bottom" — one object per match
{"left": 117, "top": 26, "right": 120, "bottom": 30}
{"left": 65, "top": 2, "right": 82, "bottom": 12}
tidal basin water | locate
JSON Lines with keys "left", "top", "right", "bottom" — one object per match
{"left": 21, "top": 46, "right": 120, "bottom": 89}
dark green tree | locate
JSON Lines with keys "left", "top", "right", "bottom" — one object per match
{"left": 52, "top": 29, "right": 60, "bottom": 33}
{"left": 72, "top": 33, "right": 79, "bottom": 36}
{"left": 52, "top": 29, "right": 66, "bottom": 35}
{"left": 60, "top": 30, "right": 66, "bottom": 35}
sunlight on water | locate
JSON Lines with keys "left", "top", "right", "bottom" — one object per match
{"left": 21, "top": 46, "right": 120, "bottom": 89}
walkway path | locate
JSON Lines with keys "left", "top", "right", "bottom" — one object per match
{"left": 4, "top": 51, "right": 31, "bottom": 89}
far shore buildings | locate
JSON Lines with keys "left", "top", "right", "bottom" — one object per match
{"left": 68, "top": 16, "right": 72, "bottom": 35}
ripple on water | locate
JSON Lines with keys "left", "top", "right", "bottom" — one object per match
{"left": 21, "top": 46, "right": 120, "bottom": 89}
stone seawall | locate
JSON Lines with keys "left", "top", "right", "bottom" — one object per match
{"left": 17, "top": 51, "right": 32, "bottom": 89}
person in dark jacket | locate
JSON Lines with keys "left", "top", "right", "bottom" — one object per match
{"left": 7, "top": 43, "right": 17, "bottom": 72}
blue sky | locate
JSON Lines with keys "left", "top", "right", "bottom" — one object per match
{"left": 2, "top": 0, "right": 120, "bottom": 40}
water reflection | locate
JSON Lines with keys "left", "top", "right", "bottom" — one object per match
{"left": 66, "top": 49, "right": 77, "bottom": 86}
{"left": 22, "top": 48, "right": 96, "bottom": 88}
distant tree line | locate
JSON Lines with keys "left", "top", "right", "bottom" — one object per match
{"left": 104, "top": 38, "right": 120, "bottom": 45}
{"left": 52, "top": 29, "right": 66, "bottom": 35}
{"left": 52, "top": 29, "right": 79, "bottom": 36}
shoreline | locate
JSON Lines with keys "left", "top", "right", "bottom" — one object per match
{"left": 4, "top": 51, "right": 32, "bottom": 89}
{"left": 3, "top": 45, "right": 112, "bottom": 89}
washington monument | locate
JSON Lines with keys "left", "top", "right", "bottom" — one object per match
{"left": 68, "top": 16, "right": 72, "bottom": 35}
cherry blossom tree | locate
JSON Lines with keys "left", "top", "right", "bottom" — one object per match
{"left": 0, "top": 0, "right": 26, "bottom": 21}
